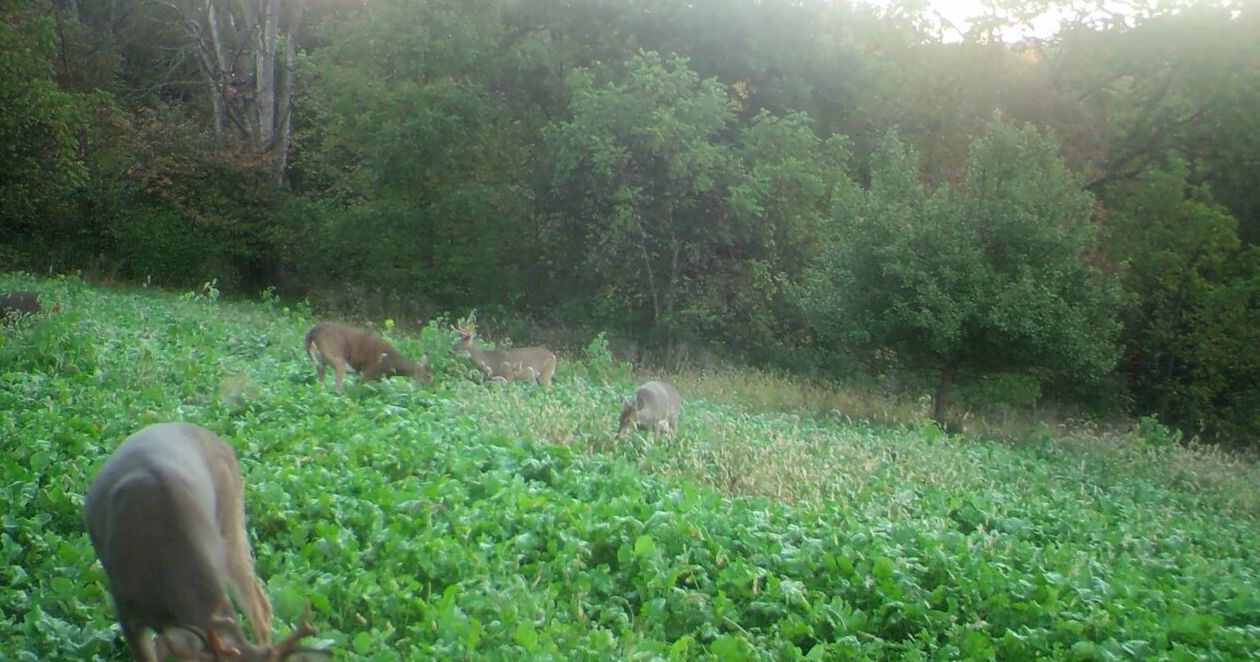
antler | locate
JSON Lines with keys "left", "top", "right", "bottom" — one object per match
{"left": 207, "top": 628, "right": 243, "bottom": 659}
{"left": 453, "top": 312, "right": 478, "bottom": 337}
{"left": 269, "top": 602, "right": 320, "bottom": 659}
{"left": 207, "top": 612, "right": 249, "bottom": 659}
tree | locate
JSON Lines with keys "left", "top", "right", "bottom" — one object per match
{"left": 0, "top": 1, "right": 97, "bottom": 265}
{"left": 139, "top": 0, "right": 303, "bottom": 185}
{"left": 1052, "top": 3, "right": 1260, "bottom": 242}
{"left": 286, "top": 0, "right": 532, "bottom": 311}
{"left": 798, "top": 121, "right": 1120, "bottom": 423}
{"left": 717, "top": 111, "right": 851, "bottom": 359}
{"left": 1104, "top": 159, "right": 1260, "bottom": 442}
{"left": 540, "top": 51, "right": 738, "bottom": 347}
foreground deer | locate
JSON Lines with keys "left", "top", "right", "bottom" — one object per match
{"left": 84, "top": 423, "right": 330, "bottom": 661}
{"left": 449, "top": 317, "right": 556, "bottom": 388}
{"left": 304, "top": 322, "right": 432, "bottom": 392}
{"left": 619, "top": 381, "right": 683, "bottom": 437}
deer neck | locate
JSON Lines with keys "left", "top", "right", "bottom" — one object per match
{"left": 468, "top": 343, "right": 499, "bottom": 369}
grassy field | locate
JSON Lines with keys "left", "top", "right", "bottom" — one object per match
{"left": 3, "top": 274, "right": 1259, "bottom": 660}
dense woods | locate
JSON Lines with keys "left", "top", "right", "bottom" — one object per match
{"left": 3, "top": 0, "right": 1258, "bottom": 445}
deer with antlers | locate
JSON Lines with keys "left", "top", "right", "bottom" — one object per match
{"left": 84, "top": 423, "right": 331, "bottom": 661}
{"left": 449, "top": 314, "right": 557, "bottom": 389}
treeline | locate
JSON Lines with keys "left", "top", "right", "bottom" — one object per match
{"left": 2, "top": 0, "right": 1258, "bottom": 445}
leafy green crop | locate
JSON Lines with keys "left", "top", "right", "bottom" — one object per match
{"left": 2, "top": 274, "right": 1258, "bottom": 660}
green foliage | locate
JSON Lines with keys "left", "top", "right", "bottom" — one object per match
{"left": 584, "top": 331, "right": 629, "bottom": 385}
{"left": 542, "top": 51, "right": 738, "bottom": 334}
{"left": 7, "top": 0, "right": 1260, "bottom": 448}
{"left": 4, "top": 277, "right": 1260, "bottom": 660}
{"left": 956, "top": 372, "right": 1043, "bottom": 412}
{"left": 0, "top": 2, "right": 94, "bottom": 264}
{"left": 541, "top": 53, "right": 845, "bottom": 359}
{"left": 290, "top": 0, "right": 533, "bottom": 310}
{"left": 0, "top": 275, "right": 94, "bottom": 374}
{"left": 712, "top": 112, "right": 851, "bottom": 357}
{"left": 1134, "top": 415, "right": 1183, "bottom": 449}
{"left": 1058, "top": 4, "right": 1260, "bottom": 240}
{"left": 1103, "top": 158, "right": 1260, "bottom": 442}
{"left": 798, "top": 121, "right": 1122, "bottom": 421}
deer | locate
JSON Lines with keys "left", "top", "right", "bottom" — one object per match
{"left": 83, "top": 422, "right": 331, "bottom": 661}
{"left": 449, "top": 315, "right": 556, "bottom": 388}
{"left": 304, "top": 322, "right": 433, "bottom": 392}
{"left": 619, "top": 381, "right": 683, "bottom": 438}
{"left": 0, "top": 290, "right": 43, "bottom": 321}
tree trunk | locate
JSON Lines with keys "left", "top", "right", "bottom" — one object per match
{"left": 272, "top": 0, "right": 302, "bottom": 186}
{"left": 202, "top": 0, "right": 230, "bottom": 139}
{"left": 636, "top": 233, "right": 661, "bottom": 325}
{"left": 253, "top": 0, "right": 280, "bottom": 150}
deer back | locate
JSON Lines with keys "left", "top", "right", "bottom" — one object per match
{"left": 306, "top": 323, "right": 431, "bottom": 383}
{"left": 304, "top": 323, "right": 388, "bottom": 372}
{"left": 492, "top": 347, "right": 557, "bottom": 383}
{"left": 0, "top": 290, "right": 42, "bottom": 320}
{"left": 85, "top": 424, "right": 247, "bottom": 635}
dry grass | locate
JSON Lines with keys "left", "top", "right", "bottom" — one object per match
{"left": 1039, "top": 422, "right": 1260, "bottom": 519}
{"left": 434, "top": 357, "right": 1260, "bottom": 519}
{"left": 666, "top": 366, "right": 924, "bottom": 426}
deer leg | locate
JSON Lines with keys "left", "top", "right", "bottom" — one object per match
{"left": 359, "top": 352, "right": 389, "bottom": 383}
{"left": 122, "top": 621, "right": 160, "bottom": 662}
{"left": 216, "top": 464, "right": 273, "bottom": 645}
{"left": 222, "top": 532, "right": 273, "bottom": 646}
{"left": 308, "top": 342, "right": 328, "bottom": 383}
{"left": 332, "top": 359, "right": 348, "bottom": 392}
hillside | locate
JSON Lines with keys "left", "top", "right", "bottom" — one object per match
{"left": 3, "top": 275, "right": 1259, "bottom": 660}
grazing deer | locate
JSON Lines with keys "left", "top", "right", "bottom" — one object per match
{"left": 449, "top": 316, "right": 556, "bottom": 388}
{"left": 83, "top": 423, "right": 331, "bottom": 661}
{"left": 0, "top": 290, "right": 43, "bottom": 321}
{"left": 304, "top": 322, "right": 432, "bottom": 392}
{"left": 619, "top": 381, "right": 683, "bottom": 438}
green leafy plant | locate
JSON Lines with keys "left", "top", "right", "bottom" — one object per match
{"left": 2, "top": 276, "right": 1259, "bottom": 660}
{"left": 584, "top": 331, "right": 628, "bottom": 385}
